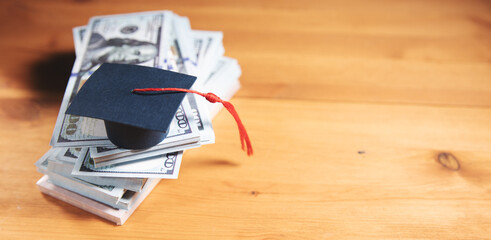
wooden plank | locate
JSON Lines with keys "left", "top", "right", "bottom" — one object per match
{"left": 0, "top": 0, "right": 489, "bottom": 106}
{"left": 1, "top": 98, "right": 491, "bottom": 238}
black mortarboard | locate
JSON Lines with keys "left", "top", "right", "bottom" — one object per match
{"left": 66, "top": 63, "right": 196, "bottom": 149}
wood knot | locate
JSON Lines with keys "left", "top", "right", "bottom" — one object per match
{"left": 437, "top": 152, "right": 460, "bottom": 171}
{"left": 250, "top": 190, "right": 260, "bottom": 197}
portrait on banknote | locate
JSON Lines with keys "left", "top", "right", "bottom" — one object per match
{"left": 81, "top": 32, "right": 158, "bottom": 72}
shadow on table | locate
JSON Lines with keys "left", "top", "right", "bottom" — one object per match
{"left": 40, "top": 193, "right": 115, "bottom": 225}
{"left": 27, "top": 51, "right": 76, "bottom": 101}
{"left": 186, "top": 158, "right": 240, "bottom": 168}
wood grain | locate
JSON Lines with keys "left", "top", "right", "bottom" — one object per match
{"left": 0, "top": 0, "right": 490, "bottom": 239}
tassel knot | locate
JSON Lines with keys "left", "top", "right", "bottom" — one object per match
{"left": 204, "top": 93, "right": 220, "bottom": 103}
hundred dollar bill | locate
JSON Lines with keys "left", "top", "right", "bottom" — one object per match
{"left": 73, "top": 24, "right": 224, "bottom": 78}
{"left": 72, "top": 148, "right": 183, "bottom": 179}
{"left": 55, "top": 147, "right": 81, "bottom": 163}
{"left": 46, "top": 159, "right": 126, "bottom": 204}
{"left": 90, "top": 141, "right": 200, "bottom": 168}
{"left": 72, "top": 26, "right": 86, "bottom": 57}
{"left": 52, "top": 155, "right": 147, "bottom": 192}
{"left": 169, "top": 16, "right": 215, "bottom": 144}
{"left": 36, "top": 148, "right": 147, "bottom": 192}
{"left": 202, "top": 57, "right": 242, "bottom": 94}
{"left": 47, "top": 171, "right": 126, "bottom": 208}
{"left": 113, "top": 177, "right": 160, "bottom": 210}
{"left": 35, "top": 148, "right": 61, "bottom": 174}
{"left": 51, "top": 11, "right": 200, "bottom": 148}
{"left": 72, "top": 21, "right": 224, "bottom": 88}
{"left": 42, "top": 158, "right": 127, "bottom": 205}
{"left": 192, "top": 30, "right": 224, "bottom": 86}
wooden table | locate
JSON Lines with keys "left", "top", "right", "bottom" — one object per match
{"left": 1, "top": 0, "right": 490, "bottom": 239}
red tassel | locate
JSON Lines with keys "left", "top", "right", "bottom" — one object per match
{"left": 132, "top": 88, "right": 253, "bottom": 156}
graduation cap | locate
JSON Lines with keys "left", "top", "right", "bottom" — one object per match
{"left": 66, "top": 63, "right": 196, "bottom": 149}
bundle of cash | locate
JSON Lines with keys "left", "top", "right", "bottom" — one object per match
{"left": 34, "top": 11, "right": 241, "bottom": 225}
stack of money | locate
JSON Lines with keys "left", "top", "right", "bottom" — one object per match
{"left": 34, "top": 11, "right": 241, "bottom": 225}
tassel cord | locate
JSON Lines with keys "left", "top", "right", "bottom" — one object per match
{"left": 132, "top": 87, "right": 253, "bottom": 156}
